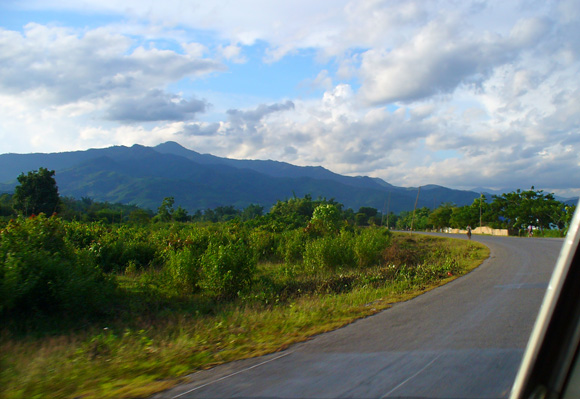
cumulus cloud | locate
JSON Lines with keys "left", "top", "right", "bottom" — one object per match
{"left": 105, "top": 90, "right": 208, "bottom": 122}
{"left": 218, "top": 43, "right": 247, "bottom": 63}
{"left": 2, "top": 1, "right": 580, "bottom": 197}
{"left": 226, "top": 100, "right": 295, "bottom": 126}
{"left": 357, "top": 17, "right": 517, "bottom": 105}
{"left": 182, "top": 122, "right": 221, "bottom": 136}
{"left": 0, "top": 23, "right": 223, "bottom": 105}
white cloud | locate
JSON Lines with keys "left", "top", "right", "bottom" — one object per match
{"left": 0, "top": 23, "right": 223, "bottom": 106}
{"left": 105, "top": 90, "right": 208, "bottom": 122}
{"left": 1, "top": 0, "right": 579, "bottom": 196}
{"left": 357, "top": 16, "right": 518, "bottom": 105}
{"left": 218, "top": 43, "right": 247, "bottom": 63}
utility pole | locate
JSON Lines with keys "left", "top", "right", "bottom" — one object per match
{"left": 479, "top": 192, "right": 483, "bottom": 229}
{"left": 386, "top": 191, "right": 391, "bottom": 229}
{"left": 410, "top": 186, "right": 421, "bottom": 234}
{"left": 382, "top": 199, "right": 387, "bottom": 227}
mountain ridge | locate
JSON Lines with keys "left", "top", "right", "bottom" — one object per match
{"left": 0, "top": 142, "right": 490, "bottom": 212}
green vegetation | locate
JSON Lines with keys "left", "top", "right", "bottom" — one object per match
{"left": 1, "top": 187, "right": 488, "bottom": 398}
{"left": 13, "top": 167, "right": 60, "bottom": 217}
{"left": 396, "top": 188, "right": 576, "bottom": 236}
{"left": 4, "top": 169, "right": 570, "bottom": 398}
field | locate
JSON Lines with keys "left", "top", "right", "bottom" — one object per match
{"left": 0, "top": 214, "right": 488, "bottom": 398}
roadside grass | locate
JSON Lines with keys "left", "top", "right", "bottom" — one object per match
{"left": 0, "top": 234, "right": 488, "bottom": 399}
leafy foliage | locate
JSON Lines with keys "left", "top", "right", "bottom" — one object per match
{"left": 13, "top": 168, "right": 60, "bottom": 216}
{"left": 200, "top": 233, "right": 256, "bottom": 298}
{"left": 0, "top": 215, "right": 115, "bottom": 317}
{"left": 308, "top": 204, "right": 343, "bottom": 235}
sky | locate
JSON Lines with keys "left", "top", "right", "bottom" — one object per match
{"left": 0, "top": 0, "right": 579, "bottom": 198}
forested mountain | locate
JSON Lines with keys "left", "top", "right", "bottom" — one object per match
{"left": 0, "top": 142, "right": 481, "bottom": 212}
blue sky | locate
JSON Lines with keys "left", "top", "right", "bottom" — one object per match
{"left": 0, "top": 0, "right": 579, "bottom": 197}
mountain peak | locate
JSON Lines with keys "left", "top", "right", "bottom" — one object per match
{"left": 156, "top": 141, "right": 185, "bottom": 149}
{"left": 154, "top": 141, "right": 200, "bottom": 156}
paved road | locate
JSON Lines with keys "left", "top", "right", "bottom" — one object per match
{"left": 153, "top": 235, "right": 563, "bottom": 399}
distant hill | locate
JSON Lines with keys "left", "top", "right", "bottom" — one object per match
{"left": 0, "top": 142, "right": 482, "bottom": 213}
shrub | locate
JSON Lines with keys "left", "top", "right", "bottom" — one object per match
{"left": 64, "top": 221, "right": 108, "bottom": 249}
{"left": 303, "top": 232, "right": 356, "bottom": 271}
{"left": 249, "top": 230, "right": 282, "bottom": 262}
{"left": 0, "top": 215, "right": 115, "bottom": 318}
{"left": 308, "top": 204, "right": 343, "bottom": 235}
{"left": 200, "top": 237, "right": 256, "bottom": 298}
{"left": 382, "top": 238, "right": 421, "bottom": 267}
{"left": 354, "top": 228, "right": 392, "bottom": 268}
{"left": 89, "top": 226, "right": 161, "bottom": 273}
{"left": 164, "top": 247, "right": 201, "bottom": 295}
{"left": 279, "top": 229, "right": 308, "bottom": 264}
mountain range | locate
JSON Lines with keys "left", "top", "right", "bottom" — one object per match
{"left": 0, "top": 142, "right": 502, "bottom": 213}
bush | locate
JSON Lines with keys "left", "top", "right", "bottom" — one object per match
{"left": 200, "top": 237, "right": 256, "bottom": 298}
{"left": 64, "top": 221, "right": 108, "bottom": 249}
{"left": 249, "top": 230, "right": 282, "bottom": 262}
{"left": 89, "top": 226, "right": 162, "bottom": 273}
{"left": 354, "top": 228, "right": 392, "bottom": 268}
{"left": 534, "top": 229, "right": 565, "bottom": 238}
{"left": 303, "top": 232, "right": 356, "bottom": 271}
{"left": 382, "top": 237, "right": 421, "bottom": 267}
{"left": 308, "top": 204, "right": 342, "bottom": 235}
{"left": 0, "top": 215, "right": 115, "bottom": 318}
{"left": 279, "top": 229, "right": 308, "bottom": 264}
{"left": 163, "top": 247, "right": 201, "bottom": 295}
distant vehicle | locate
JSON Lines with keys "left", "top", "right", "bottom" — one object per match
{"left": 510, "top": 201, "right": 580, "bottom": 399}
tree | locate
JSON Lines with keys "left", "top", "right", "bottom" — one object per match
{"left": 355, "top": 207, "right": 379, "bottom": 226}
{"left": 156, "top": 197, "right": 175, "bottom": 222}
{"left": 13, "top": 168, "right": 60, "bottom": 216}
{"left": 428, "top": 203, "right": 455, "bottom": 229}
{"left": 491, "top": 188, "right": 563, "bottom": 231}
{"left": 173, "top": 206, "right": 189, "bottom": 222}
{"left": 0, "top": 193, "right": 15, "bottom": 219}
{"left": 129, "top": 209, "right": 152, "bottom": 224}
{"left": 309, "top": 204, "right": 342, "bottom": 234}
{"left": 241, "top": 204, "right": 264, "bottom": 221}
{"left": 396, "top": 207, "right": 431, "bottom": 230}
{"left": 449, "top": 205, "right": 477, "bottom": 229}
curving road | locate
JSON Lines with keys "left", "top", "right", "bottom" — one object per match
{"left": 153, "top": 235, "right": 563, "bottom": 399}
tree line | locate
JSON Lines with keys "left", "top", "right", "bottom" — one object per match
{"left": 0, "top": 168, "right": 576, "bottom": 237}
{"left": 400, "top": 188, "right": 576, "bottom": 236}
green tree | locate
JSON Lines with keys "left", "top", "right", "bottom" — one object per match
{"left": 13, "top": 168, "right": 60, "bottom": 216}
{"left": 563, "top": 205, "right": 577, "bottom": 233}
{"left": 214, "top": 205, "right": 240, "bottom": 222}
{"left": 355, "top": 213, "right": 369, "bottom": 226}
{"left": 396, "top": 207, "right": 431, "bottom": 230}
{"left": 0, "top": 193, "right": 15, "bottom": 219}
{"left": 491, "top": 188, "right": 563, "bottom": 231}
{"left": 355, "top": 207, "right": 379, "bottom": 226}
{"left": 309, "top": 204, "right": 342, "bottom": 234}
{"left": 156, "top": 197, "right": 175, "bottom": 222}
{"left": 129, "top": 208, "right": 152, "bottom": 224}
{"left": 267, "top": 195, "right": 341, "bottom": 231}
{"left": 383, "top": 211, "right": 398, "bottom": 229}
{"left": 241, "top": 204, "right": 264, "bottom": 221}
{"left": 449, "top": 206, "right": 477, "bottom": 229}
{"left": 428, "top": 203, "right": 455, "bottom": 229}
{"left": 173, "top": 206, "right": 189, "bottom": 222}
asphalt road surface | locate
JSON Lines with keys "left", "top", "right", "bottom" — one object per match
{"left": 153, "top": 234, "right": 563, "bottom": 399}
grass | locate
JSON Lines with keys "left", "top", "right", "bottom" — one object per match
{"left": 0, "top": 234, "right": 489, "bottom": 399}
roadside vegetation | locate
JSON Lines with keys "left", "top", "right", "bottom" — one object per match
{"left": 0, "top": 169, "right": 491, "bottom": 399}
{"left": 398, "top": 188, "right": 576, "bottom": 237}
